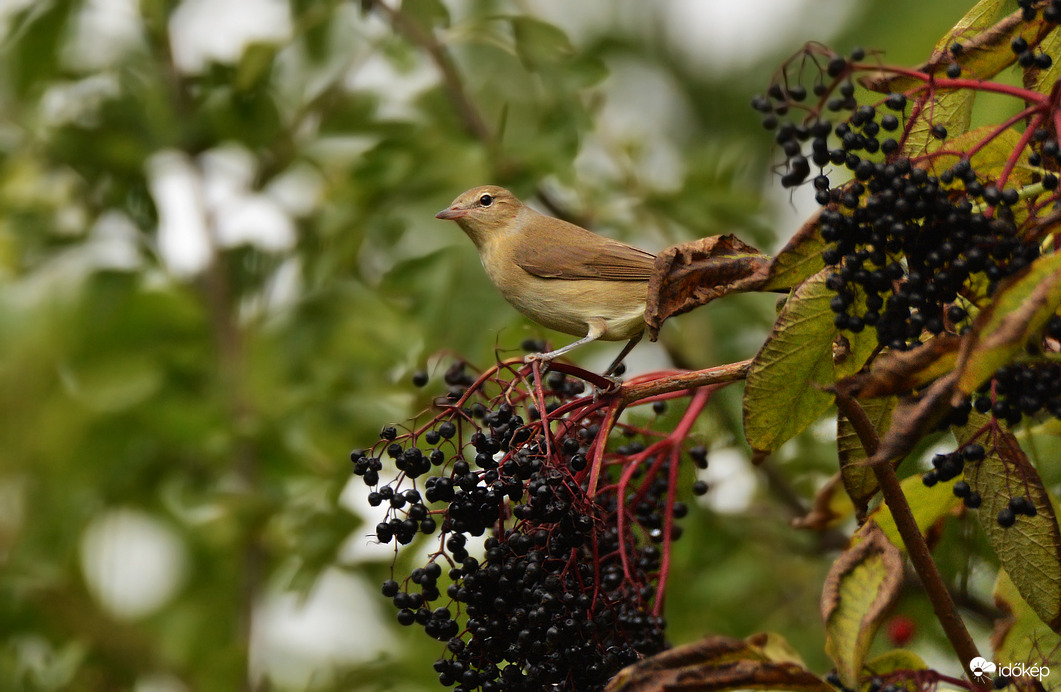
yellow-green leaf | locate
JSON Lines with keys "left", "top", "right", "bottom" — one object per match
{"left": 822, "top": 523, "right": 904, "bottom": 689}
{"left": 861, "top": 472, "right": 961, "bottom": 551}
{"left": 960, "top": 420, "right": 1061, "bottom": 631}
{"left": 744, "top": 269, "right": 875, "bottom": 454}
{"left": 863, "top": 650, "right": 929, "bottom": 692}
{"left": 1026, "top": 27, "right": 1061, "bottom": 94}
{"left": 762, "top": 208, "right": 826, "bottom": 292}
{"left": 838, "top": 396, "right": 897, "bottom": 513}
{"left": 991, "top": 569, "right": 1061, "bottom": 665}
{"left": 955, "top": 251, "right": 1061, "bottom": 397}
{"left": 905, "top": 88, "right": 975, "bottom": 158}
{"left": 929, "top": 127, "right": 1037, "bottom": 189}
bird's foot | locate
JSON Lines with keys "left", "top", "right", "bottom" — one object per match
{"left": 523, "top": 352, "right": 554, "bottom": 369}
{"left": 591, "top": 375, "right": 623, "bottom": 401}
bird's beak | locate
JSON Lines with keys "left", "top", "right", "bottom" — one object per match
{"left": 435, "top": 207, "right": 467, "bottom": 220}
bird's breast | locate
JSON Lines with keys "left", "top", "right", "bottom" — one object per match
{"left": 479, "top": 244, "right": 647, "bottom": 340}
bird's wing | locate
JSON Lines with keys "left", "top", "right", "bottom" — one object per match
{"left": 512, "top": 214, "right": 656, "bottom": 281}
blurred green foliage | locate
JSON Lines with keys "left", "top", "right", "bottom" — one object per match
{"left": 0, "top": 1, "right": 996, "bottom": 690}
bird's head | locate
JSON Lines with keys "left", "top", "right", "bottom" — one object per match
{"left": 435, "top": 185, "right": 523, "bottom": 246}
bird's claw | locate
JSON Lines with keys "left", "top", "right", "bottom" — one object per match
{"left": 591, "top": 375, "right": 623, "bottom": 401}
{"left": 523, "top": 353, "right": 554, "bottom": 369}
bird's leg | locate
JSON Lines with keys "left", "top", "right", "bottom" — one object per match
{"left": 603, "top": 332, "right": 643, "bottom": 377}
{"left": 525, "top": 320, "right": 607, "bottom": 369}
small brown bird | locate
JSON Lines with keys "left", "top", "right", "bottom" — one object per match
{"left": 436, "top": 185, "right": 655, "bottom": 375}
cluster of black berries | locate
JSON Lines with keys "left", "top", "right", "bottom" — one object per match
{"left": 921, "top": 443, "right": 984, "bottom": 494}
{"left": 353, "top": 365, "right": 706, "bottom": 691}
{"left": 922, "top": 443, "right": 1040, "bottom": 528}
{"left": 1019, "top": 0, "right": 1061, "bottom": 23}
{"left": 755, "top": 44, "right": 1061, "bottom": 433}
{"left": 996, "top": 495, "right": 1038, "bottom": 527}
{"left": 826, "top": 671, "right": 909, "bottom": 692}
{"left": 756, "top": 59, "right": 1043, "bottom": 351}
{"left": 972, "top": 325, "right": 1061, "bottom": 425}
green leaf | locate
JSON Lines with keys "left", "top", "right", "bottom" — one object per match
{"left": 860, "top": 1, "right": 1030, "bottom": 89}
{"left": 960, "top": 418, "right": 1061, "bottom": 631}
{"left": 991, "top": 569, "right": 1061, "bottom": 665}
{"left": 928, "top": 126, "right": 1036, "bottom": 188}
{"left": 1026, "top": 24, "right": 1061, "bottom": 94}
{"left": 861, "top": 471, "right": 961, "bottom": 551}
{"left": 744, "top": 269, "right": 875, "bottom": 454}
{"left": 955, "top": 251, "right": 1061, "bottom": 396}
{"left": 928, "top": 0, "right": 1030, "bottom": 81}
{"left": 863, "top": 650, "right": 929, "bottom": 691}
{"left": 234, "top": 42, "right": 278, "bottom": 92}
{"left": 905, "top": 88, "right": 975, "bottom": 158}
{"left": 762, "top": 208, "right": 826, "bottom": 292}
{"left": 400, "top": 0, "right": 450, "bottom": 31}
{"left": 509, "top": 16, "right": 574, "bottom": 71}
{"left": 838, "top": 396, "right": 897, "bottom": 513}
{"left": 821, "top": 524, "right": 904, "bottom": 689}
{"left": 6, "top": 0, "right": 75, "bottom": 97}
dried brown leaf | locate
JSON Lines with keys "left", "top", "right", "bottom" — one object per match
{"left": 645, "top": 235, "right": 771, "bottom": 341}
{"left": 838, "top": 335, "right": 960, "bottom": 399}
{"left": 604, "top": 634, "right": 832, "bottom": 692}
{"left": 793, "top": 472, "right": 851, "bottom": 531}
{"left": 821, "top": 523, "right": 904, "bottom": 688}
{"left": 869, "top": 372, "right": 958, "bottom": 466}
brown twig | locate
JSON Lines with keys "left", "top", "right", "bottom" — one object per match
{"left": 619, "top": 359, "right": 752, "bottom": 406}
{"left": 366, "top": 0, "right": 492, "bottom": 142}
{"left": 834, "top": 390, "right": 987, "bottom": 690}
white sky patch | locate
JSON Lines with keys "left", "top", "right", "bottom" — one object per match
{"left": 250, "top": 568, "right": 396, "bottom": 688}
{"left": 64, "top": 0, "right": 145, "bottom": 70}
{"left": 148, "top": 150, "right": 212, "bottom": 277}
{"left": 85, "top": 210, "right": 144, "bottom": 271}
{"left": 697, "top": 446, "right": 758, "bottom": 513}
{"left": 169, "top": 0, "right": 292, "bottom": 74}
{"left": 345, "top": 49, "right": 439, "bottom": 121}
{"left": 200, "top": 146, "right": 297, "bottom": 252}
{"left": 664, "top": 0, "right": 858, "bottom": 72}
{"left": 148, "top": 146, "right": 298, "bottom": 277}
{"left": 338, "top": 476, "right": 405, "bottom": 564}
{"left": 80, "top": 509, "right": 188, "bottom": 619}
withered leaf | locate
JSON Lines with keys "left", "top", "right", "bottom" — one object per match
{"left": 792, "top": 472, "right": 851, "bottom": 531}
{"left": 837, "top": 335, "right": 960, "bottom": 399}
{"left": 821, "top": 523, "right": 904, "bottom": 689}
{"left": 645, "top": 235, "right": 771, "bottom": 341}
{"left": 869, "top": 372, "right": 958, "bottom": 466}
{"left": 604, "top": 634, "right": 832, "bottom": 692}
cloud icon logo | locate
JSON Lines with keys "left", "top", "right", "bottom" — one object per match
{"left": 970, "top": 657, "right": 997, "bottom": 678}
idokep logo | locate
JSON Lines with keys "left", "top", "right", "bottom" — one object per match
{"left": 969, "top": 657, "right": 1051, "bottom": 683}
{"left": 969, "top": 657, "right": 996, "bottom": 681}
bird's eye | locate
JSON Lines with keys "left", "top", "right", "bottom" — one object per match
{"left": 478, "top": 194, "right": 493, "bottom": 207}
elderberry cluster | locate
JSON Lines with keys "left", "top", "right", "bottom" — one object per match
{"left": 920, "top": 443, "right": 984, "bottom": 493}
{"left": 756, "top": 73, "right": 1042, "bottom": 351}
{"left": 921, "top": 441, "right": 1041, "bottom": 528}
{"left": 972, "top": 329, "right": 1061, "bottom": 425}
{"left": 1019, "top": 0, "right": 1061, "bottom": 24}
{"left": 353, "top": 364, "right": 707, "bottom": 691}
{"left": 755, "top": 41, "right": 1061, "bottom": 433}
